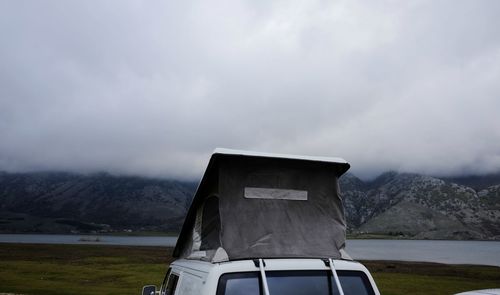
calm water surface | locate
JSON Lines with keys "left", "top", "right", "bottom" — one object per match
{"left": 0, "top": 234, "right": 177, "bottom": 246}
{"left": 347, "top": 239, "right": 500, "bottom": 267}
{"left": 1, "top": 234, "right": 499, "bottom": 266}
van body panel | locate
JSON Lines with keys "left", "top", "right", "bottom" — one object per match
{"left": 175, "top": 272, "right": 203, "bottom": 295}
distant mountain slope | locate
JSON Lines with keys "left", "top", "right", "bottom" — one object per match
{"left": 0, "top": 171, "right": 499, "bottom": 240}
{"left": 442, "top": 172, "right": 500, "bottom": 191}
{"left": 340, "top": 172, "right": 500, "bottom": 240}
{"left": 0, "top": 172, "right": 196, "bottom": 233}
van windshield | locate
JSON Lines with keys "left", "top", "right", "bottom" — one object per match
{"left": 216, "top": 270, "right": 374, "bottom": 295}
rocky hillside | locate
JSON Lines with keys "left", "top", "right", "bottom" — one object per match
{"left": 0, "top": 171, "right": 498, "bottom": 239}
{"left": 340, "top": 172, "right": 500, "bottom": 240}
{"left": 0, "top": 172, "right": 196, "bottom": 234}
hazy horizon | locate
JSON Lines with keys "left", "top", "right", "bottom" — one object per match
{"left": 2, "top": 165, "right": 499, "bottom": 183}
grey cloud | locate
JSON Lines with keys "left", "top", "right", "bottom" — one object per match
{"left": 0, "top": 0, "right": 499, "bottom": 180}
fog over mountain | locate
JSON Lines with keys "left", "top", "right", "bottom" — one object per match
{"left": 1, "top": 171, "right": 498, "bottom": 240}
{"left": 1, "top": 1, "right": 500, "bottom": 180}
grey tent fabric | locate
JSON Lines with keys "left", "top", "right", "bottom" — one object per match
{"left": 173, "top": 149, "right": 351, "bottom": 262}
{"left": 200, "top": 195, "right": 221, "bottom": 250}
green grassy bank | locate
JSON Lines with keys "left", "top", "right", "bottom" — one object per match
{"left": 0, "top": 243, "right": 498, "bottom": 295}
{"left": 363, "top": 260, "right": 500, "bottom": 295}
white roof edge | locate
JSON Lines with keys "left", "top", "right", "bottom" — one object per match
{"left": 213, "top": 148, "right": 348, "bottom": 164}
{"left": 173, "top": 258, "right": 365, "bottom": 271}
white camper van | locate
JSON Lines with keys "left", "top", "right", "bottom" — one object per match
{"left": 142, "top": 149, "right": 380, "bottom": 295}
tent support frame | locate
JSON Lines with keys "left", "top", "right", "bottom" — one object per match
{"left": 328, "top": 258, "right": 345, "bottom": 295}
{"left": 254, "top": 258, "right": 270, "bottom": 295}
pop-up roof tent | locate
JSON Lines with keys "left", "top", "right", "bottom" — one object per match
{"left": 173, "top": 148, "right": 351, "bottom": 262}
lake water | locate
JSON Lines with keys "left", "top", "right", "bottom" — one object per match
{"left": 0, "top": 234, "right": 177, "bottom": 247}
{"left": 346, "top": 239, "right": 500, "bottom": 266}
{"left": 1, "top": 234, "right": 499, "bottom": 266}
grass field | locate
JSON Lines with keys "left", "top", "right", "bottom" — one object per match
{"left": 363, "top": 261, "right": 500, "bottom": 295}
{"left": 0, "top": 243, "right": 499, "bottom": 295}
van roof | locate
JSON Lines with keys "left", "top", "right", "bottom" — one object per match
{"left": 171, "top": 258, "right": 367, "bottom": 274}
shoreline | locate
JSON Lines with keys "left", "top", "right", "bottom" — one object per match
{"left": 1, "top": 232, "right": 499, "bottom": 242}
{"left": 0, "top": 242, "right": 498, "bottom": 268}
{"left": 1, "top": 236, "right": 499, "bottom": 267}
{"left": 0, "top": 231, "right": 178, "bottom": 237}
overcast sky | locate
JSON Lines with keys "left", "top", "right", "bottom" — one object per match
{"left": 1, "top": 0, "right": 499, "bottom": 180}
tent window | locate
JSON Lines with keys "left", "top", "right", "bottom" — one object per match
{"left": 200, "top": 195, "right": 221, "bottom": 250}
{"left": 244, "top": 187, "right": 308, "bottom": 201}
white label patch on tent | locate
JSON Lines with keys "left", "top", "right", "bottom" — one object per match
{"left": 244, "top": 187, "right": 308, "bottom": 201}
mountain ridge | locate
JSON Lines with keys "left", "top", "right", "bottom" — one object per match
{"left": 0, "top": 171, "right": 498, "bottom": 240}
{"left": 0, "top": 172, "right": 196, "bottom": 234}
{"left": 341, "top": 172, "right": 500, "bottom": 240}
